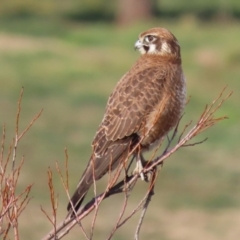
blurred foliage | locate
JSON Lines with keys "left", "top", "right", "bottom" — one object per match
{"left": 0, "top": 0, "right": 240, "bottom": 21}
{"left": 0, "top": 0, "right": 115, "bottom": 21}
{"left": 157, "top": 0, "right": 240, "bottom": 19}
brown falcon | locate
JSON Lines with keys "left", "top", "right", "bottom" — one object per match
{"left": 67, "top": 27, "right": 186, "bottom": 214}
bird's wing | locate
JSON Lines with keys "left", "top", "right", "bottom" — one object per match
{"left": 67, "top": 135, "right": 134, "bottom": 212}
{"left": 92, "top": 65, "right": 166, "bottom": 156}
{"left": 67, "top": 63, "right": 177, "bottom": 213}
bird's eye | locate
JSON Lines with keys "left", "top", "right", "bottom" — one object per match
{"left": 145, "top": 35, "right": 155, "bottom": 43}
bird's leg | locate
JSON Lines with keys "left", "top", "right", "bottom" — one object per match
{"left": 126, "top": 155, "right": 136, "bottom": 176}
{"left": 133, "top": 153, "right": 149, "bottom": 182}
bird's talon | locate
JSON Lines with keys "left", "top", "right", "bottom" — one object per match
{"left": 140, "top": 172, "right": 148, "bottom": 182}
{"left": 133, "top": 160, "right": 150, "bottom": 182}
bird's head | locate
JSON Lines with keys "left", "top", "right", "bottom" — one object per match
{"left": 135, "top": 27, "right": 180, "bottom": 58}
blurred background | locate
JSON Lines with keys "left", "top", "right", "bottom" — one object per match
{"left": 0, "top": 0, "right": 240, "bottom": 239}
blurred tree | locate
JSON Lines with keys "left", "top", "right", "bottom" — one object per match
{"left": 116, "top": 0, "right": 155, "bottom": 25}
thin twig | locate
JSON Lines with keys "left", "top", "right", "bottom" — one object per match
{"left": 107, "top": 167, "right": 132, "bottom": 239}
{"left": 0, "top": 88, "right": 42, "bottom": 239}
{"left": 0, "top": 124, "right": 6, "bottom": 174}
{"left": 12, "top": 88, "right": 24, "bottom": 173}
{"left": 182, "top": 137, "right": 208, "bottom": 147}
{"left": 17, "top": 109, "right": 43, "bottom": 141}
{"left": 134, "top": 168, "right": 158, "bottom": 240}
{"left": 55, "top": 160, "right": 89, "bottom": 239}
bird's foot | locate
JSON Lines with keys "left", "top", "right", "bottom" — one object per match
{"left": 133, "top": 159, "right": 151, "bottom": 182}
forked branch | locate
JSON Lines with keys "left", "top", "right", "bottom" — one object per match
{"left": 42, "top": 87, "right": 232, "bottom": 240}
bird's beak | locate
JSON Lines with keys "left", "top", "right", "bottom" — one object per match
{"left": 134, "top": 40, "right": 143, "bottom": 50}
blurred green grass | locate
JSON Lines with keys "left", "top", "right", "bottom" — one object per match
{"left": 0, "top": 18, "right": 240, "bottom": 239}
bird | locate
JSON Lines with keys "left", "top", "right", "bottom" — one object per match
{"left": 67, "top": 27, "right": 186, "bottom": 215}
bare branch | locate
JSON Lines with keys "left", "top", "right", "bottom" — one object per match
{"left": 0, "top": 88, "right": 41, "bottom": 239}
{"left": 42, "top": 87, "right": 231, "bottom": 240}
{"left": 135, "top": 168, "right": 158, "bottom": 240}
{"left": 0, "top": 124, "right": 6, "bottom": 174}
{"left": 17, "top": 109, "right": 43, "bottom": 141}
{"left": 182, "top": 137, "right": 208, "bottom": 147}
{"left": 55, "top": 157, "right": 89, "bottom": 239}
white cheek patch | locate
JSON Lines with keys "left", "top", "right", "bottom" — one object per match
{"left": 139, "top": 47, "right": 146, "bottom": 55}
{"left": 162, "top": 42, "right": 172, "bottom": 54}
{"left": 148, "top": 44, "right": 157, "bottom": 53}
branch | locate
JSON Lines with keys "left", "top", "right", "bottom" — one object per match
{"left": 0, "top": 88, "right": 42, "bottom": 239}
{"left": 42, "top": 87, "right": 232, "bottom": 240}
